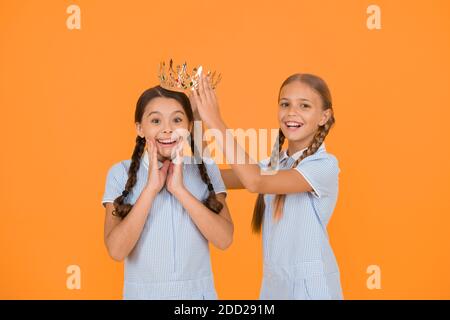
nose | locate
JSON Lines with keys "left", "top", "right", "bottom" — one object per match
{"left": 161, "top": 121, "right": 173, "bottom": 134}
{"left": 287, "top": 105, "right": 298, "bottom": 116}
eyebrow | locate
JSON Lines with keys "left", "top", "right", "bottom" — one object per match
{"left": 146, "top": 110, "right": 186, "bottom": 117}
{"left": 279, "top": 97, "right": 312, "bottom": 102}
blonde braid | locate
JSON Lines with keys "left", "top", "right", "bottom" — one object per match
{"left": 272, "top": 113, "right": 335, "bottom": 220}
{"left": 251, "top": 129, "right": 285, "bottom": 233}
{"left": 251, "top": 72, "right": 335, "bottom": 232}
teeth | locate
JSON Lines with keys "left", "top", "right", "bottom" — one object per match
{"left": 286, "top": 121, "right": 302, "bottom": 127}
{"left": 157, "top": 138, "right": 176, "bottom": 144}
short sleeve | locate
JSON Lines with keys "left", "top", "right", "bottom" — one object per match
{"left": 101, "top": 162, "right": 127, "bottom": 207}
{"left": 294, "top": 153, "right": 340, "bottom": 199}
{"left": 258, "top": 157, "right": 277, "bottom": 175}
{"left": 258, "top": 157, "right": 270, "bottom": 169}
{"left": 203, "top": 157, "right": 227, "bottom": 195}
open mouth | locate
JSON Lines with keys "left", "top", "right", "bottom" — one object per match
{"left": 156, "top": 137, "right": 178, "bottom": 147}
{"left": 284, "top": 121, "right": 304, "bottom": 129}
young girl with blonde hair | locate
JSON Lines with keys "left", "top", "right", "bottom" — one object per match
{"left": 191, "top": 72, "right": 343, "bottom": 300}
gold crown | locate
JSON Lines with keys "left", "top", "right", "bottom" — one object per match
{"left": 158, "top": 59, "right": 222, "bottom": 93}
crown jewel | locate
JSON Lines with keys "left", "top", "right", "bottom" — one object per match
{"left": 158, "top": 59, "right": 221, "bottom": 93}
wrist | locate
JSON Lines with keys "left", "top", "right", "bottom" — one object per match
{"left": 172, "top": 185, "right": 189, "bottom": 199}
{"left": 209, "top": 117, "right": 226, "bottom": 131}
{"left": 193, "top": 109, "right": 201, "bottom": 121}
{"left": 143, "top": 185, "right": 159, "bottom": 197}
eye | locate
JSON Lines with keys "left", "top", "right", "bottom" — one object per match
{"left": 279, "top": 102, "right": 289, "bottom": 108}
{"left": 173, "top": 117, "right": 183, "bottom": 123}
{"left": 300, "top": 104, "right": 310, "bottom": 109}
{"left": 150, "top": 118, "right": 160, "bottom": 124}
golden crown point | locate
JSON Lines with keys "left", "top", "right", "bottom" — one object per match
{"left": 158, "top": 59, "right": 222, "bottom": 93}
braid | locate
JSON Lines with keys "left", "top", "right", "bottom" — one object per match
{"left": 112, "top": 136, "right": 146, "bottom": 219}
{"left": 251, "top": 128, "right": 285, "bottom": 233}
{"left": 190, "top": 134, "right": 224, "bottom": 214}
{"left": 272, "top": 113, "right": 335, "bottom": 220}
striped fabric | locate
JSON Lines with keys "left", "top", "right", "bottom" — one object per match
{"left": 101, "top": 155, "right": 226, "bottom": 300}
{"left": 258, "top": 142, "right": 344, "bottom": 300}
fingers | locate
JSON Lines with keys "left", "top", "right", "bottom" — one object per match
{"left": 198, "top": 71, "right": 211, "bottom": 106}
{"left": 189, "top": 91, "right": 198, "bottom": 112}
{"left": 152, "top": 139, "right": 159, "bottom": 170}
{"left": 206, "top": 74, "right": 217, "bottom": 99}
{"left": 166, "top": 162, "right": 174, "bottom": 187}
{"left": 203, "top": 74, "right": 214, "bottom": 104}
{"left": 198, "top": 69, "right": 205, "bottom": 97}
{"left": 172, "top": 145, "right": 183, "bottom": 178}
{"left": 191, "top": 85, "right": 202, "bottom": 110}
{"left": 172, "top": 137, "right": 184, "bottom": 165}
{"left": 146, "top": 138, "right": 153, "bottom": 163}
{"left": 177, "top": 137, "right": 184, "bottom": 157}
{"left": 198, "top": 74, "right": 207, "bottom": 102}
{"left": 146, "top": 137, "right": 159, "bottom": 171}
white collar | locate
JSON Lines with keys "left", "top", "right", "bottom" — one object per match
{"left": 142, "top": 151, "right": 164, "bottom": 170}
{"left": 280, "top": 142, "right": 326, "bottom": 161}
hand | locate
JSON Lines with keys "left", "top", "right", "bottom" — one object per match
{"left": 189, "top": 74, "right": 224, "bottom": 128}
{"left": 166, "top": 139, "right": 186, "bottom": 196}
{"left": 189, "top": 92, "right": 201, "bottom": 121}
{"left": 145, "top": 138, "right": 170, "bottom": 194}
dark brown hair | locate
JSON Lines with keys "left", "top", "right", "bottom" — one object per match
{"left": 112, "top": 85, "right": 223, "bottom": 219}
{"left": 251, "top": 73, "right": 336, "bottom": 233}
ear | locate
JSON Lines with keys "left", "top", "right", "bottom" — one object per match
{"left": 319, "top": 109, "right": 331, "bottom": 126}
{"left": 135, "top": 122, "right": 145, "bottom": 138}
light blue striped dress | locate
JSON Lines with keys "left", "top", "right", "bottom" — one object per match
{"left": 101, "top": 153, "right": 226, "bottom": 300}
{"left": 258, "top": 142, "right": 343, "bottom": 300}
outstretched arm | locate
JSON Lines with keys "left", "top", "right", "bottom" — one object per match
{"left": 220, "top": 168, "right": 245, "bottom": 190}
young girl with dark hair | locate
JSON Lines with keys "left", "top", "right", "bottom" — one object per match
{"left": 102, "top": 85, "right": 233, "bottom": 300}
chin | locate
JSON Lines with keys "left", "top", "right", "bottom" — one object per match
{"left": 281, "top": 124, "right": 314, "bottom": 143}
{"left": 285, "top": 135, "right": 305, "bottom": 144}
{"left": 280, "top": 129, "right": 301, "bottom": 141}
{"left": 159, "top": 151, "right": 173, "bottom": 159}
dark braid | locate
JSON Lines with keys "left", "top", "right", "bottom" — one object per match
{"left": 112, "top": 136, "right": 146, "bottom": 219}
{"left": 251, "top": 128, "right": 285, "bottom": 233}
{"left": 190, "top": 134, "right": 224, "bottom": 214}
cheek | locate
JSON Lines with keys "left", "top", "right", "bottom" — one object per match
{"left": 174, "top": 122, "right": 189, "bottom": 131}
{"left": 173, "top": 121, "right": 192, "bottom": 139}
{"left": 174, "top": 120, "right": 190, "bottom": 130}
{"left": 141, "top": 124, "right": 159, "bottom": 138}
{"left": 308, "top": 111, "right": 324, "bottom": 126}
{"left": 278, "top": 108, "right": 286, "bottom": 122}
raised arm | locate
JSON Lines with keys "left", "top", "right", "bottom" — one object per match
{"left": 190, "top": 74, "right": 314, "bottom": 195}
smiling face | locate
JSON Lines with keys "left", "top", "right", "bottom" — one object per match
{"left": 136, "top": 97, "right": 192, "bottom": 160}
{"left": 278, "top": 81, "right": 331, "bottom": 151}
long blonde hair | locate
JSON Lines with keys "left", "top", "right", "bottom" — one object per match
{"left": 251, "top": 73, "right": 336, "bottom": 233}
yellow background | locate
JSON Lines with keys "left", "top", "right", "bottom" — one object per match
{"left": 1, "top": 0, "right": 450, "bottom": 299}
